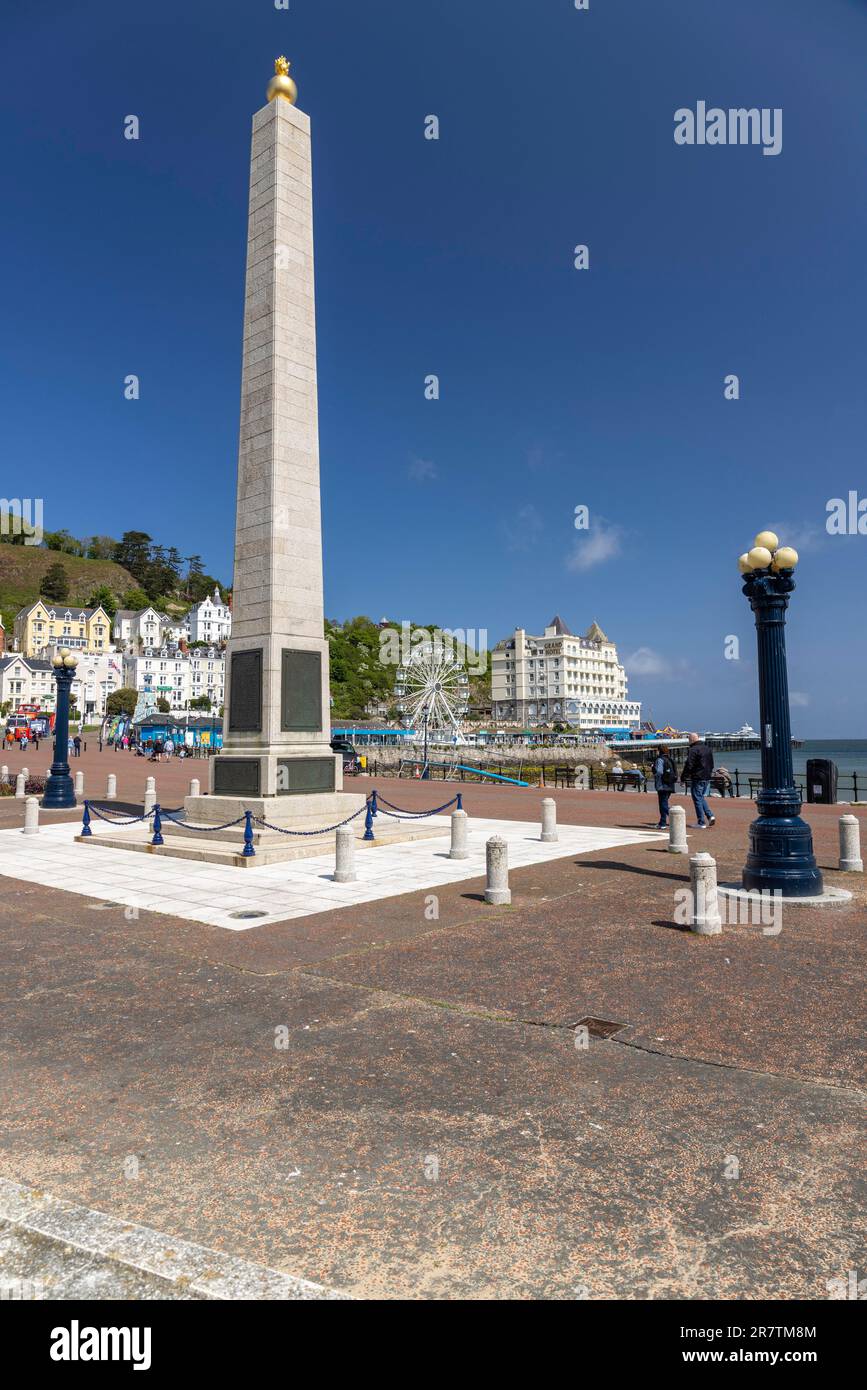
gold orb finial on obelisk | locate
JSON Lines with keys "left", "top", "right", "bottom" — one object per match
{"left": 267, "top": 56, "right": 298, "bottom": 105}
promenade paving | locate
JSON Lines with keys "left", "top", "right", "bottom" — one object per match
{"left": 0, "top": 776, "right": 864, "bottom": 1299}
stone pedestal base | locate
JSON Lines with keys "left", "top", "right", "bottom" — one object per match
{"left": 77, "top": 812, "right": 447, "bottom": 867}
{"left": 183, "top": 790, "right": 365, "bottom": 829}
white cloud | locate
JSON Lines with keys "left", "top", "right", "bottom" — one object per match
{"left": 790, "top": 691, "right": 811, "bottom": 707}
{"left": 500, "top": 503, "right": 544, "bottom": 552}
{"left": 566, "top": 519, "right": 622, "bottom": 571}
{"left": 408, "top": 456, "right": 437, "bottom": 484}
{"left": 765, "top": 520, "right": 822, "bottom": 553}
{"left": 624, "top": 646, "right": 667, "bottom": 677}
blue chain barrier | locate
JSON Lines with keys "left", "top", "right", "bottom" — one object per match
{"left": 83, "top": 800, "right": 153, "bottom": 828}
{"left": 254, "top": 804, "right": 369, "bottom": 837}
{"left": 373, "top": 791, "right": 461, "bottom": 819}
{"left": 82, "top": 790, "right": 464, "bottom": 852}
{"left": 159, "top": 811, "right": 247, "bottom": 833}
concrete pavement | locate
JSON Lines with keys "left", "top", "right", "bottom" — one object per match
{"left": 0, "top": 780, "right": 864, "bottom": 1298}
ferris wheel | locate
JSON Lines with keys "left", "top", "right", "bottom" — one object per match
{"left": 395, "top": 641, "right": 470, "bottom": 743}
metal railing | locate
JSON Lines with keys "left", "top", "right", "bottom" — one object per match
{"left": 362, "top": 759, "right": 865, "bottom": 801}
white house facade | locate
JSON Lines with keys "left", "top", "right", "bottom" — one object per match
{"left": 0, "top": 655, "right": 55, "bottom": 712}
{"left": 112, "top": 606, "right": 167, "bottom": 651}
{"left": 187, "top": 590, "right": 231, "bottom": 645}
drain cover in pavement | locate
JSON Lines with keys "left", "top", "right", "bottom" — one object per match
{"left": 572, "top": 1016, "right": 628, "bottom": 1039}
{"left": 228, "top": 909, "right": 268, "bottom": 920}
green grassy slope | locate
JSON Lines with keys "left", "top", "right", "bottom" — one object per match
{"left": 0, "top": 547, "right": 138, "bottom": 632}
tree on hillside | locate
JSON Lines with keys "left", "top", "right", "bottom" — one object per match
{"left": 85, "top": 535, "right": 118, "bottom": 560}
{"left": 143, "top": 545, "right": 182, "bottom": 602}
{"left": 113, "top": 532, "right": 153, "bottom": 585}
{"left": 120, "top": 587, "right": 150, "bottom": 610}
{"left": 43, "top": 529, "right": 84, "bottom": 556}
{"left": 105, "top": 687, "right": 139, "bottom": 718}
{"left": 184, "top": 554, "right": 205, "bottom": 599}
{"left": 88, "top": 584, "right": 118, "bottom": 621}
{"left": 187, "top": 571, "right": 225, "bottom": 604}
{"left": 40, "top": 562, "right": 70, "bottom": 601}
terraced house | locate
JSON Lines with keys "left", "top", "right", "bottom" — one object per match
{"left": 13, "top": 602, "right": 113, "bottom": 658}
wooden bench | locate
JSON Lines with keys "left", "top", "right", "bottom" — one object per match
{"left": 606, "top": 771, "right": 647, "bottom": 792}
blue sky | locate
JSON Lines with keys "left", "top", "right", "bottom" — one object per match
{"left": 3, "top": 0, "right": 866, "bottom": 734}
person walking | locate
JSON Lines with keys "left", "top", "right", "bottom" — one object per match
{"left": 652, "top": 743, "right": 677, "bottom": 829}
{"left": 682, "top": 732, "right": 715, "bottom": 828}
{"left": 73, "top": 734, "right": 82, "bottom": 758}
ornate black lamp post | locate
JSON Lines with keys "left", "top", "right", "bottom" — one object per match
{"left": 41, "top": 647, "right": 78, "bottom": 811}
{"left": 738, "top": 532, "right": 822, "bottom": 898}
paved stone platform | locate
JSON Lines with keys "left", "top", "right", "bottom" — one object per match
{"left": 0, "top": 813, "right": 665, "bottom": 929}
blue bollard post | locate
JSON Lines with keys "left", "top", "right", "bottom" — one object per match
{"left": 243, "top": 810, "right": 255, "bottom": 857}
{"left": 456, "top": 792, "right": 463, "bottom": 812}
{"left": 369, "top": 789, "right": 378, "bottom": 818}
{"left": 151, "top": 804, "right": 164, "bottom": 847}
{"left": 363, "top": 800, "right": 375, "bottom": 841}
{"left": 81, "top": 801, "right": 92, "bottom": 837}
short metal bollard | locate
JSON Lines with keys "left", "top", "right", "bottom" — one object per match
{"left": 540, "top": 797, "right": 558, "bottom": 843}
{"left": 449, "top": 808, "right": 469, "bottom": 859}
{"left": 23, "top": 796, "right": 39, "bottom": 835}
{"left": 189, "top": 777, "right": 200, "bottom": 798}
{"left": 363, "top": 800, "right": 375, "bottom": 841}
{"left": 242, "top": 810, "right": 255, "bottom": 857}
{"left": 74, "top": 770, "right": 84, "bottom": 799}
{"left": 81, "top": 802, "right": 92, "bottom": 837}
{"left": 15, "top": 773, "right": 25, "bottom": 799}
{"left": 668, "top": 804, "right": 688, "bottom": 854}
{"left": 689, "top": 851, "right": 722, "bottom": 935}
{"left": 484, "top": 835, "right": 511, "bottom": 905}
{"left": 151, "top": 804, "right": 164, "bottom": 847}
{"left": 106, "top": 773, "right": 117, "bottom": 801}
{"left": 838, "top": 814, "right": 863, "bottom": 873}
{"left": 334, "top": 823, "right": 356, "bottom": 882}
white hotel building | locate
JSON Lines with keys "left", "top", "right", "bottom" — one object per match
{"left": 491, "top": 616, "right": 641, "bottom": 734}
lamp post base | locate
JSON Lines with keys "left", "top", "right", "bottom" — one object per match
{"left": 742, "top": 809, "right": 824, "bottom": 898}
{"left": 41, "top": 769, "right": 76, "bottom": 811}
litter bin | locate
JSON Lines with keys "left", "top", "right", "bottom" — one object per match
{"left": 806, "top": 758, "right": 837, "bottom": 805}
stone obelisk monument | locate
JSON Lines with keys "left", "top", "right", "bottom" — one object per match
{"left": 189, "top": 57, "right": 364, "bottom": 828}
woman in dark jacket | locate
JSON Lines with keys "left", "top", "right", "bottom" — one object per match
{"left": 652, "top": 744, "right": 677, "bottom": 829}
